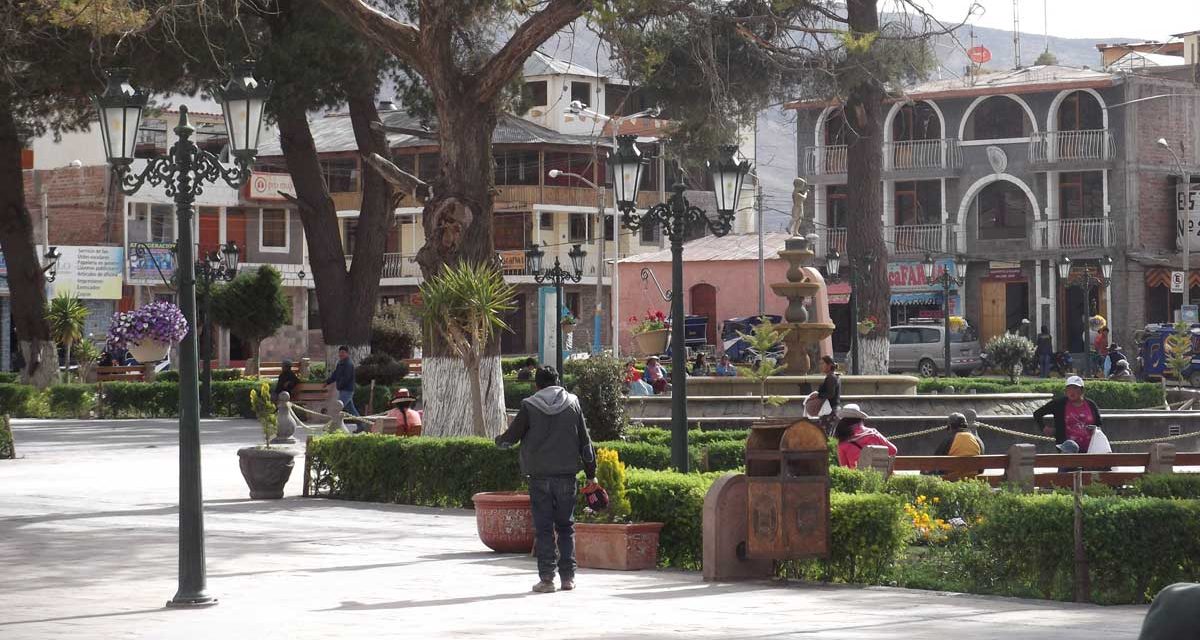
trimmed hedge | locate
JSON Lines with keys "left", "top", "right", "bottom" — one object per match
{"left": 0, "top": 384, "right": 36, "bottom": 416}
{"left": 779, "top": 493, "right": 909, "bottom": 584}
{"left": 48, "top": 384, "right": 94, "bottom": 418}
{"left": 0, "top": 372, "right": 18, "bottom": 384}
{"left": 883, "top": 474, "right": 994, "bottom": 521}
{"left": 1132, "top": 473, "right": 1200, "bottom": 499}
{"left": 830, "top": 466, "right": 885, "bottom": 494}
{"left": 625, "top": 469, "right": 721, "bottom": 569}
{"left": 918, "top": 378, "right": 1163, "bottom": 410}
{"left": 157, "top": 369, "right": 243, "bottom": 383}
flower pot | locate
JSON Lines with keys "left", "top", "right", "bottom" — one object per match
{"left": 127, "top": 339, "right": 169, "bottom": 363}
{"left": 575, "top": 522, "right": 664, "bottom": 570}
{"left": 633, "top": 328, "right": 669, "bottom": 356}
{"left": 471, "top": 491, "right": 534, "bottom": 553}
{"left": 856, "top": 324, "right": 873, "bottom": 337}
{"left": 237, "top": 446, "right": 298, "bottom": 499}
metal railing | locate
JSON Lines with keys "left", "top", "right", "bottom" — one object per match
{"left": 1032, "top": 217, "right": 1113, "bottom": 250}
{"left": 802, "top": 145, "right": 847, "bottom": 175}
{"left": 825, "top": 228, "right": 847, "bottom": 255}
{"left": 883, "top": 138, "right": 962, "bottom": 171}
{"left": 1029, "top": 130, "right": 1114, "bottom": 164}
{"left": 886, "top": 224, "right": 949, "bottom": 254}
{"left": 344, "top": 252, "right": 422, "bottom": 279}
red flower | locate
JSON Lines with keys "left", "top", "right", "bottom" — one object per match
{"left": 628, "top": 315, "right": 639, "bottom": 323}
{"left": 654, "top": 310, "right": 665, "bottom": 320}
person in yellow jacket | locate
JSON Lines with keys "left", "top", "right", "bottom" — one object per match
{"left": 932, "top": 413, "right": 984, "bottom": 481}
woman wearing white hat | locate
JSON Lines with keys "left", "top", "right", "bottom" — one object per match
{"left": 1033, "top": 375, "right": 1103, "bottom": 452}
{"left": 834, "top": 404, "right": 897, "bottom": 469}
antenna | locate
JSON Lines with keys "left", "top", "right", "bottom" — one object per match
{"left": 1043, "top": 0, "right": 1049, "bottom": 55}
{"left": 1012, "top": 0, "right": 1022, "bottom": 68}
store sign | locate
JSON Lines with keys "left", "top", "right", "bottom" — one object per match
{"left": 887, "top": 259, "right": 957, "bottom": 292}
{"left": 498, "top": 250, "right": 526, "bottom": 273}
{"left": 1172, "top": 270, "right": 1186, "bottom": 293}
{"left": 127, "top": 242, "right": 177, "bottom": 284}
{"left": 1176, "top": 183, "right": 1200, "bottom": 250}
{"left": 48, "top": 246, "right": 124, "bottom": 299}
{"left": 246, "top": 172, "right": 295, "bottom": 201}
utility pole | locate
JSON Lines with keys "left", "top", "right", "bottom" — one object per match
{"left": 593, "top": 182, "right": 606, "bottom": 353}
{"left": 756, "top": 182, "right": 765, "bottom": 317}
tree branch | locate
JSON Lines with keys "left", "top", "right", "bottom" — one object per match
{"left": 316, "top": 0, "right": 425, "bottom": 73}
{"left": 474, "top": 0, "right": 590, "bottom": 104}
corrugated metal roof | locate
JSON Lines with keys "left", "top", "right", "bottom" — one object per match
{"left": 523, "top": 50, "right": 604, "bottom": 79}
{"left": 620, "top": 230, "right": 795, "bottom": 264}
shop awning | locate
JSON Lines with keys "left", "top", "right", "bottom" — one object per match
{"left": 828, "top": 281, "right": 851, "bottom": 305}
{"left": 891, "top": 291, "right": 943, "bottom": 306}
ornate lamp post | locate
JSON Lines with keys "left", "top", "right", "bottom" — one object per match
{"left": 94, "top": 63, "right": 270, "bottom": 608}
{"left": 922, "top": 254, "right": 968, "bottom": 377}
{"left": 197, "top": 242, "right": 240, "bottom": 417}
{"left": 526, "top": 242, "right": 585, "bottom": 376}
{"left": 824, "top": 249, "right": 876, "bottom": 375}
{"left": 1057, "top": 256, "right": 1112, "bottom": 377}
{"left": 609, "top": 134, "right": 750, "bottom": 472}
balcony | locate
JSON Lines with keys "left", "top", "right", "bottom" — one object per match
{"left": 497, "top": 248, "right": 610, "bottom": 279}
{"left": 1031, "top": 217, "right": 1113, "bottom": 250}
{"left": 825, "top": 228, "right": 847, "bottom": 256}
{"left": 801, "top": 145, "right": 847, "bottom": 180}
{"left": 1029, "top": 130, "right": 1114, "bottom": 167}
{"left": 886, "top": 224, "right": 950, "bottom": 255}
{"left": 345, "top": 252, "right": 423, "bottom": 280}
{"left": 882, "top": 139, "right": 962, "bottom": 176}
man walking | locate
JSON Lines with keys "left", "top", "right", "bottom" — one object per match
{"left": 325, "top": 345, "right": 359, "bottom": 418}
{"left": 495, "top": 366, "right": 596, "bottom": 594}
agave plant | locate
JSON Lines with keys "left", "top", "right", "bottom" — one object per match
{"left": 418, "top": 261, "right": 516, "bottom": 437}
{"left": 45, "top": 293, "right": 89, "bottom": 382}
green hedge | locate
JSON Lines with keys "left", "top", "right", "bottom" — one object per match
{"left": 307, "top": 434, "right": 523, "bottom": 508}
{"left": 779, "top": 493, "right": 909, "bottom": 584}
{"left": 1133, "top": 473, "right": 1200, "bottom": 499}
{"left": 625, "top": 469, "right": 720, "bottom": 569}
{"left": 830, "top": 466, "right": 885, "bottom": 494}
{"left": 624, "top": 427, "right": 749, "bottom": 447}
{"left": 883, "top": 474, "right": 995, "bottom": 521}
{"left": 592, "top": 440, "right": 744, "bottom": 473}
{"left": 0, "top": 372, "right": 18, "bottom": 384}
{"left": 918, "top": 378, "right": 1163, "bottom": 410}
{"left": 98, "top": 380, "right": 261, "bottom": 418}
{"left": 0, "top": 384, "right": 36, "bottom": 416}
{"left": 48, "top": 384, "right": 94, "bottom": 418}
{"left": 700, "top": 440, "right": 745, "bottom": 472}
{"left": 157, "top": 368, "right": 244, "bottom": 383}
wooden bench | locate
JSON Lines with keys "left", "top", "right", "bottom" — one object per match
{"left": 248, "top": 358, "right": 309, "bottom": 379}
{"left": 96, "top": 365, "right": 150, "bottom": 383}
{"left": 290, "top": 382, "right": 331, "bottom": 413}
{"left": 402, "top": 358, "right": 422, "bottom": 377}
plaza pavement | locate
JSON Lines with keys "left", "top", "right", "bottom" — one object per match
{"left": 0, "top": 418, "right": 1150, "bottom": 639}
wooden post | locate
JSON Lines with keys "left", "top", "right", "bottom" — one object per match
{"left": 1072, "top": 470, "right": 1090, "bottom": 603}
{"left": 302, "top": 435, "right": 313, "bottom": 497}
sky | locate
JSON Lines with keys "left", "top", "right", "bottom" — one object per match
{"left": 908, "top": 0, "right": 1195, "bottom": 42}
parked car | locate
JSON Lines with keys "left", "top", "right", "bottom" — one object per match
{"left": 887, "top": 320, "right": 981, "bottom": 377}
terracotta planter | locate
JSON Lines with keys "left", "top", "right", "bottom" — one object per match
{"left": 127, "top": 339, "right": 169, "bottom": 363}
{"left": 237, "top": 446, "right": 297, "bottom": 499}
{"left": 633, "top": 329, "right": 668, "bottom": 356}
{"left": 471, "top": 491, "right": 534, "bottom": 553}
{"left": 575, "top": 522, "right": 664, "bottom": 570}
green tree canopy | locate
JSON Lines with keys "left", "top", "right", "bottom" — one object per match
{"left": 211, "top": 265, "right": 289, "bottom": 360}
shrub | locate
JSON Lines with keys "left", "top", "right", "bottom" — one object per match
{"left": 96, "top": 380, "right": 261, "bottom": 418}
{"left": 355, "top": 353, "right": 410, "bottom": 386}
{"left": 370, "top": 305, "right": 421, "bottom": 360}
{"left": 0, "top": 416, "right": 12, "bottom": 459}
{"left": 501, "top": 357, "right": 530, "bottom": 374}
{"left": 307, "top": 434, "right": 523, "bottom": 508}
{"left": 778, "top": 493, "right": 909, "bottom": 584}
{"left": 353, "top": 383, "right": 395, "bottom": 415}
{"left": 592, "top": 441, "right": 672, "bottom": 470}
{"left": 0, "top": 384, "right": 36, "bottom": 416}
{"left": 1132, "top": 473, "right": 1200, "bottom": 499}
{"left": 48, "top": 384, "right": 94, "bottom": 418}
{"left": 159, "top": 368, "right": 244, "bottom": 383}
{"left": 700, "top": 440, "right": 745, "bottom": 471}
{"left": 307, "top": 362, "right": 327, "bottom": 382}
{"left": 211, "top": 265, "right": 289, "bottom": 362}
{"left": 970, "top": 494, "right": 1075, "bottom": 599}
{"left": 1083, "top": 497, "right": 1200, "bottom": 604}
{"left": 624, "top": 426, "right": 671, "bottom": 446}
{"left": 624, "top": 469, "right": 719, "bottom": 569}
{"left": 884, "top": 475, "right": 994, "bottom": 521}
{"left": 917, "top": 378, "right": 1163, "bottom": 410}
{"left": 0, "top": 372, "right": 18, "bottom": 384}
{"left": 211, "top": 380, "right": 261, "bottom": 418}
{"left": 593, "top": 448, "right": 632, "bottom": 520}
{"left": 829, "top": 466, "right": 885, "bottom": 494}
{"left": 505, "top": 380, "right": 536, "bottom": 408}
{"left": 984, "top": 333, "right": 1036, "bottom": 382}
{"left": 570, "top": 354, "right": 627, "bottom": 441}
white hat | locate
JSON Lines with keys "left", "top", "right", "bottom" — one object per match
{"left": 1065, "top": 375, "right": 1085, "bottom": 388}
{"left": 837, "top": 403, "right": 869, "bottom": 421}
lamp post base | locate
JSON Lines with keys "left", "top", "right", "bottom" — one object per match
{"left": 166, "top": 593, "right": 218, "bottom": 608}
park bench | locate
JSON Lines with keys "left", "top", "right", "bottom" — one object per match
{"left": 402, "top": 358, "right": 422, "bottom": 377}
{"left": 856, "top": 444, "right": 1200, "bottom": 491}
{"left": 96, "top": 365, "right": 150, "bottom": 383}
{"left": 289, "top": 382, "right": 331, "bottom": 414}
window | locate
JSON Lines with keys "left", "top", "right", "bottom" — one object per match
{"left": 343, "top": 218, "right": 358, "bottom": 255}
{"left": 418, "top": 153, "right": 440, "bottom": 183}
{"left": 1058, "top": 171, "right": 1104, "bottom": 218}
{"left": 321, "top": 158, "right": 357, "bottom": 193}
{"left": 967, "top": 97, "right": 1030, "bottom": 140}
{"left": 540, "top": 212, "right": 554, "bottom": 230}
{"left": 604, "top": 214, "right": 615, "bottom": 242}
{"left": 569, "top": 213, "right": 589, "bottom": 242}
{"left": 261, "top": 209, "right": 288, "bottom": 250}
{"left": 974, "top": 181, "right": 1031, "bottom": 240}
{"left": 254, "top": 158, "right": 288, "bottom": 174}
{"left": 154, "top": 293, "right": 176, "bottom": 304}
{"left": 637, "top": 142, "right": 660, "bottom": 192}
{"left": 307, "top": 290, "right": 321, "bottom": 330}
{"left": 891, "top": 102, "right": 941, "bottom": 141}
{"left": 565, "top": 292, "right": 581, "bottom": 319}
{"left": 494, "top": 212, "right": 529, "bottom": 250}
{"left": 894, "top": 180, "right": 942, "bottom": 226}
{"left": 544, "top": 152, "right": 597, "bottom": 187}
{"left": 571, "top": 82, "right": 591, "bottom": 107}
{"left": 1057, "top": 91, "right": 1104, "bottom": 131}
{"left": 393, "top": 153, "right": 416, "bottom": 177}
{"left": 823, "top": 109, "right": 850, "bottom": 146}
{"left": 525, "top": 81, "right": 548, "bottom": 106}
{"left": 150, "top": 204, "right": 174, "bottom": 242}
{"left": 919, "top": 328, "right": 941, "bottom": 343}
{"left": 641, "top": 223, "right": 660, "bottom": 244}
{"left": 493, "top": 150, "right": 539, "bottom": 186}
{"left": 827, "top": 185, "right": 848, "bottom": 228}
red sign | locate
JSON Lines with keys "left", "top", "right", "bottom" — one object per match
{"left": 986, "top": 268, "right": 1024, "bottom": 281}
{"left": 967, "top": 46, "right": 992, "bottom": 64}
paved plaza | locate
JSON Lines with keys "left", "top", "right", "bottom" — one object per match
{"left": 0, "top": 419, "right": 1149, "bottom": 639}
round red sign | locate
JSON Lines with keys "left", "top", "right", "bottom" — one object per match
{"left": 967, "top": 46, "right": 991, "bottom": 64}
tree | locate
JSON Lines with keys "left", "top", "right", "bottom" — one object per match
{"left": 417, "top": 262, "right": 515, "bottom": 437}
{"left": 1034, "top": 49, "right": 1058, "bottom": 66}
{"left": 210, "top": 265, "right": 289, "bottom": 369}
{"left": 45, "top": 292, "right": 89, "bottom": 382}
{"left": 735, "top": 318, "right": 790, "bottom": 419}
{"left": 1164, "top": 322, "right": 1193, "bottom": 385}
{"left": 984, "top": 333, "right": 1035, "bottom": 383}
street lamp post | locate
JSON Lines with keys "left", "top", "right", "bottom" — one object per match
{"left": 547, "top": 169, "right": 605, "bottom": 354}
{"left": 526, "top": 242, "right": 585, "bottom": 376}
{"left": 1159, "top": 138, "right": 1193, "bottom": 308}
{"left": 922, "top": 254, "right": 968, "bottom": 377}
{"left": 94, "top": 63, "right": 270, "bottom": 608}
{"left": 824, "top": 250, "right": 876, "bottom": 376}
{"left": 197, "top": 243, "right": 240, "bottom": 417}
{"left": 1056, "top": 256, "right": 1113, "bottom": 377}
{"left": 609, "top": 135, "right": 750, "bottom": 472}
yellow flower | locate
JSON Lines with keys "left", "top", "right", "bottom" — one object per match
{"left": 932, "top": 497, "right": 940, "bottom": 504}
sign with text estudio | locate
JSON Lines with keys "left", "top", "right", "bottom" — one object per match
{"left": 1176, "top": 183, "right": 1200, "bottom": 250}
{"left": 45, "top": 246, "right": 124, "bottom": 300}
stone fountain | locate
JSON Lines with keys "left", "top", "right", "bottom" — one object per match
{"left": 770, "top": 233, "right": 836, "bottom": 374}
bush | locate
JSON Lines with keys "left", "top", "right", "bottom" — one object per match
{"left": 307, "top": 362, "right": 327, "bottom": 382}
{"left": 984, "top": 333, "right": 1036, "bottom": 382}
{"left": 97, "top": 380, "right": 261, "bottom": 418}
{"left": 307, "top": 434, "right": 523, "bottom": 508}
{"left": 48, "top": 384, "right": 94, "bottom": 418}
{"left": 0, "top": 372, "right": 17, "bottom": 384}
{"left": 0, "top": 384, "right": 36, "bottom": 416}
{"left": 371, "top": 305, "right": 421, "bottom": 360}
{"left": 700, "top": 440, "right": 744, "bottom": 471}
{"left": 355, "top": 353, "right": 410, "bottom": 386}
{"left": 592, "top": 440, "right": 671, "bottom": 470}
{"left": 353, "top": 383, "right": 396, "bottom": 415}
{"left": 501, "top": 356, "right": 531, "bottom": 374}
{"left": 570, "top": 354, "right": 627, "bottom": 441}
{"left": 505, "top": 379, "right": 536, "bottom": 408}
{"left": 779, "top": 493, "right": 909, "bottom": 584}
{"left": 917, "top": 378, "right": 1163, "bottom": 410}
{"left": 884, "top": 474, "right": 994, "bottom": 521}
{"left": 829, "top": 466, "right": 885, "bottom": 494}
{"left": 1132, "top": 473, "right": 1200, "bottom": 499}
{"left": 593, "top": 448, "right": 632, "bottom": 520}
{"left": 159, "top": 368, "right": 243, "bottom": 383}
{"left": 0, "top": 416, "right": 12, "bottom": 459}
{"left": 624, "top": 469, "right": 719, "bottom": 569}
{"left": 624, "top": 426, "right": 671, "bottom": 446}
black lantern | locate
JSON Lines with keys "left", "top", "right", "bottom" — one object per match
{"left": 525, "top": 242, "right": 545, "bottom": 275}
{"left": 608, "top": 134, "right": 645, "bottom": 212}
{"left": 1057, "top": 256, "right": 1072, "bottom": 281}
{"left": 825, "top": 251, "right": 841, "bottom": 278}
{"left": 708, "top": 144, "right": 751, "bottom": 217}
{"left": 217, "top": 61, "right": 272, "bottom": 161}
{"left": 1100, "top": 255, "right": 1113, "bottom": 280}
{"left": 222, "top": 241, "right": 240, "bottom": 273}
{"left": 921, "top": 253, "right": 936, "bottom": 281}
{"left": 568, "top": 243, "right": 586, "bottom": 275}
{"left": 954, "top": 255, "right": 968, "bottom": 281}
{"left": 93, "top": 70, "right": 148, "bottom": 166}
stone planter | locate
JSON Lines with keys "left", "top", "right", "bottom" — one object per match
{"left": 237, "top": 446, "right": 297, "bottom": 499}
{"left": 127, "top": 339, "right": 169, "bottom": 363}
{"left": 471, "top": 491, "right": 534, "bottom": 553}
{"left": 575, "top": 522, "right": 664, "bottom": 570}
{"left": 633, "top": 329, "right": 669, "bottom": 356}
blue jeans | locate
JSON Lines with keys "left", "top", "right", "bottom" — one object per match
{"left": 338, "top": 389, "right": 359, "bottom": 417}
{"left": 1039, "top": 353, "right": 1052, "bottom": 378}
{"left": 528, "top": 476, "right": 577, "bottom": 581}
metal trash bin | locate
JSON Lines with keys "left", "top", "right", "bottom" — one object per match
{"left": 744, "top": 418, "right": 830, "bottom": 560}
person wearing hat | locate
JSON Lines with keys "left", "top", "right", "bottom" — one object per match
{"left": 932, "top": 412, "right": 985, "bottom": 481}
{"left": 273, "top": 359, "right": 300, "bottom": 402}
{"left": 1109, "top": 358, "right": 1135, "bottom": 382}
{"left": 1033, "top": 376, "right": 1103, "bottom": 452}
{"left": 833, "top": 404, "right": 897, "bottom": 469}
{"left": 385, "top": 388, "right": 422, "bottom": 437}
{"left": 643, "top": 356, "right": 669, "bottom": 394}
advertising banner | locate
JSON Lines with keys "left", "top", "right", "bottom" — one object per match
{"left": 48, "top": 246, "right": 124, "bottom": 299}
{"left": 128, "top": 242, "right": 177, "bottom": 285}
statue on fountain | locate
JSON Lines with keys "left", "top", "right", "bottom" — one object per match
{"left": 788, "top": 177, "right": 811, "bottom": 238}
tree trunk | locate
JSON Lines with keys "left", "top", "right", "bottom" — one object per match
{"left": 64, "top": 341, "right": 72, "bottom": 383}
{"left": 465, "top": 354, "right": 486, "bottom": 437}
{"left": 844, "top": 0, "right": 890, "bottom": 375}
{"left": 423, "top": 354, "right": 505, "bottom": 438}
{"left": 0, "top": 102, "right": 55, "bottom": 387}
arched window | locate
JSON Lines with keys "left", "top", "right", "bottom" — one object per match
{"left": 892, "top": 102, "right": 941, "bottom": 141}
{"left": 823, "top": 109, "right": 849, "bottom": 146}
{"left": 964, "top": 96, "right": 1033, "bottom": 140}
{"left": 1057, "top": 91, "right": 1104, "bottom": 131}
{"left": 973, "top": 181, "right": 1032, "bottom": 240}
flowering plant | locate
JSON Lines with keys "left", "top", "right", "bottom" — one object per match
{"left": 561, "top": 311, "right": 577, "bottom": 326}
{"left": 629, "top": 309, "right": 666, "bottom": 335}
{"left": 904, "top": 495, "right": 953, "bottom": 545}
{"left": 1089, "top": 315, "right": 1106, "bottom": 330}
{"left": 857, "top": 315, "right": 879, "bottom": 335}
{"left": 948, "top": 316, "right": 966, "bottom": 332}
{"left": 105, "top": 301, "right": 189, "bottom": 350}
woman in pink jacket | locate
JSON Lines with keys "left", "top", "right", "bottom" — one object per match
{"left": 834, "top": 404, "right": 897, "bottom": 468}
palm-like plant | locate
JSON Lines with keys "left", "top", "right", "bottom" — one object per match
{"left": 419, "top": 261, "right": 516, "bottom": 437}
{"left": 46, "top": 293, "right": 89, "bottom": 382}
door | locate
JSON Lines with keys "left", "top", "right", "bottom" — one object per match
{"left": 690, "top": 283, "right": 717, "bottom": 347}
{"left": 226, "top": 209, "right": 248, "bottom": 253}
{"left": 1004, "top": 282, "right": 1030, "bottom": 335}
{"left": 198, "top": 207, "right": 220, "bottom": 258}
{"left": 501, "top": 293, "right": 527, "bottom": 355}
{"left": 980, "top": 280, "right": 1007, "bottom": 346}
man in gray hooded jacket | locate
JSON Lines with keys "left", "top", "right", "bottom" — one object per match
{"left": 496, "top": 365, "right": 596, "bottom": 594}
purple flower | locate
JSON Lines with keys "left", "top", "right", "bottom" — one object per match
{"left": 106, "top": 301, "right": 189, "bottom": 350}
